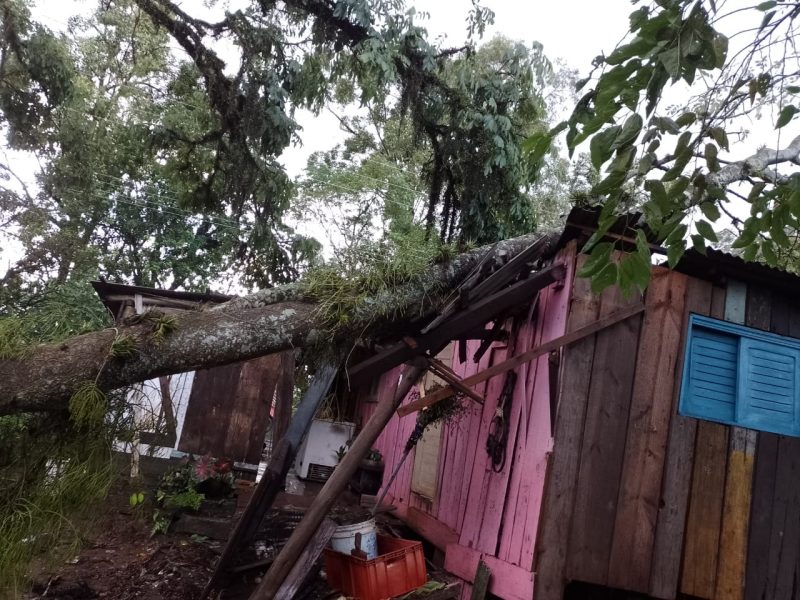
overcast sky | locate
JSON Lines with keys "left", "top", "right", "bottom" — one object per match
{"left": 21, "top": 0, "right": 634, "bottom": 180}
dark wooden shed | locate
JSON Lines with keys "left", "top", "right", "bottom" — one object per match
{"left": 93, "top": 282, "right": 294, "bottom": 466}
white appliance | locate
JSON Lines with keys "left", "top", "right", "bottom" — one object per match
{"left": 294, "top": 419, "right": 355, "bottom": 482}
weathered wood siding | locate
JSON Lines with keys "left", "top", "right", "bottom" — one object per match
{"left": 536, "top": 266, "right": 800, "bottom": 600}
{"left": 178, "top": 352, "right": 291, "bottom": 464}
{"left": 360, "top": 244, "right": 576, "bottom": 600}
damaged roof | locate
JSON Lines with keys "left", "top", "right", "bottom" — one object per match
{"left": 562, "top": 206, "right": 800, "bottom": 296}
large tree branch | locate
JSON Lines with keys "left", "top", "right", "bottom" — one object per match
{"left": 0, "top": 232, "right": 559, "bottom": 415}
{"left": 709, "top": 134, "right": 800, "bottom": 187}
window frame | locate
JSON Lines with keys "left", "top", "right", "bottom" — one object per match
{"left": 679, "top": 313, "right": 800, "bottom": 437}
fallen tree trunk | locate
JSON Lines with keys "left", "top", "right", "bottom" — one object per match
{"left": 0, "top": 232, "right": 558, "bottom": 415}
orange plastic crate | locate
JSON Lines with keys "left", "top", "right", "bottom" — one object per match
{"left": 324, "top": 534, "right": 427, "bottom": 600}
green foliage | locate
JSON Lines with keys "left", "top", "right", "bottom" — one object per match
{"left": 301, "top": 235, "right": 443, "bottom": 330}
{"left": 110, "top": 334, "right": 138, "bottom": 359}
{"left": 152, "top": 454, "right": 234, "bottom": 533}
{"left": 162, "top": 488, "right": 204, "bottom": 512}
{"left": 0, "top": 405, "right": 122, "bottom": 593}
{"left": 68, "top": 383, "right": 107, "bottom": 430}
{"left": 151, "top": 510, "right": 171, "bottom": 536}
{"left": 534, "top": 1, "right": 800, "bottom": 291}
{"left": 146, "top": 313, "right": 177, "bottom": 345}
{"left": 1, "top": 0, "right": 313, "bottom": 300}
{"left": 0, "top": 281, "right": 111, "bottom": 359}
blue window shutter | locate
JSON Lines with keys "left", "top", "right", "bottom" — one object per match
{"left": 738, "top": 339, "right": 800, "bottom": 436}
{"left": 681, "top": 325, "right": 739, "bottom": 424}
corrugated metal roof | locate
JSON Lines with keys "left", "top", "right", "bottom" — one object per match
{"left": 91, "top": 281, "right": 233, "bottom": 319}
{"left": 560, "top": 206, "right": 800, "bottom": 294}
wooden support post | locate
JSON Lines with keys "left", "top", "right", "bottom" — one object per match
{"left": 201, "top": 362, "right": 338, "bottom": 599}
{"left": 251, "top": 364, "right": 425, "bottom": 600}
{"left": 425, "top": 358, "right": 484, "bottom": 405}
{"left": 273, "top": 518, "right": 337, "bottom": 599}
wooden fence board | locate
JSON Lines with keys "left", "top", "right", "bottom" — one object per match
{"left": 566, "top": 279, "right": 644, "bottom": 585}
{"left": 608, "top": 268, "right": 688, "bottom": 592}
{"left": 743, "top": 291, "right": 800, "bottom": 600}
{"left": 531, "top": 256, "right": 601, "bottom": 600}
{"left": 649, "top": 277, "right": 714, "bottom": 599}
{"left": 767, "top": 436, "right": 800, "bottom": 599}
{"left": 744, "top": 293, "right": 787, "bottom": 599}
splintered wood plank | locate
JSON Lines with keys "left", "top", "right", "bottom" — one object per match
{"left": 179, "top": 362, "right": 242, "bottom": 455}
{"left": 516, "top": 245, "right": 577, "bottom": 569}
{"left": 649, "top": 277, "right": 714, "bottom": 599}
{"left": 456, "top": 342, "right": 495, "bottom": 533}
{"left": 531, "top": 255, "right": 601, "bottom": 600}
{"left": 607, "top": 268, "right": 688, "bottom": 592}
{"left": 273, "top": 519, "right": 336, "bottom": 599}
{"left": 565, "top": 280, "right": 644, "bottom": 586}
{"left": 271, "top": 351, "right": 295, "bottom": 447}
{"left": 232, "top": 354, "right": 282, "bottom": 464}
{"left": 459, "top": 343, "right": 510, "bottom": 549}
{"left": 715, "top": 281, "right": 758, "bottom": 600}
{"left": 499, "top": 292, "right": 550, "bottom": 565}
{"left": 477, "top": 336, "right": 528, "bottom": 555}
{"left": 496, "top": 316, "right": 536, "bottom": 563}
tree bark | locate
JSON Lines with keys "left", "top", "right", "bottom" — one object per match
{"left": 0, "top": 231, "right": 558, "bottom": 416}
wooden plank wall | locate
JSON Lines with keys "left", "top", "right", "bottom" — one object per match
{"left": 744, "top": 290, "right": 800, "bottom": 600}
{"left": 359, "top": 245, "right": 576, "bottom": 600}
{"left": 178, "top": 353, "right": 289, "bottom": 463}
{"left": 537, "top": 269, "right": 800, "bottom": 600}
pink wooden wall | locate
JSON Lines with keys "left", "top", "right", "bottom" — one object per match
{"left": 358, "top": 245, "right": 576, "bottom": 600}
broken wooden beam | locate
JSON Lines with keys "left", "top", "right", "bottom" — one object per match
{"left": 460, "top": 235, "right": 555, "bottom": 305}
{"left": 346, "top": 263, "right": 565, "bottom": 385}
{"left": 201, "top": 361, "right": 339, "bottom": 599}
{"left": 397, "top": 303, "right": 645, "bottom": 417}
{"left": 250, "top": 364, "right": 426, "bottom": 600}
{"left": 273, "top": 518, "right": 337, "bottom": 599}
{"left": 426, "top": 358, "right": 484, "bottom": 405}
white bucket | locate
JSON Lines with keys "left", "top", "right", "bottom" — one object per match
{"left": 330, "top": 518, "right": 378, "bottom": 559}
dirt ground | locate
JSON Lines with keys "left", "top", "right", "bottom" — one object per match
{"left": 25, "top": 486, "right": 221, "bottom": 600}
{"left": 21, "top": 462, "right": 455, "bottom": 600}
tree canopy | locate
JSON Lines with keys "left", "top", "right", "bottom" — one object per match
{"left": 527, "top": 0, "right": 800, "bottom": 292}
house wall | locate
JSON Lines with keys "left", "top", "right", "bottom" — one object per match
{"left": 179, "top": 353, "right": 290, "bottom": 464}
{"left": 359, "top": 243, "right": 576, "bottom": 600}
{"left": 535, "top": 259, "right": 800, "bottom": 600}
{"left": 125, "top": 371, "right": 195, "bottom": 459}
